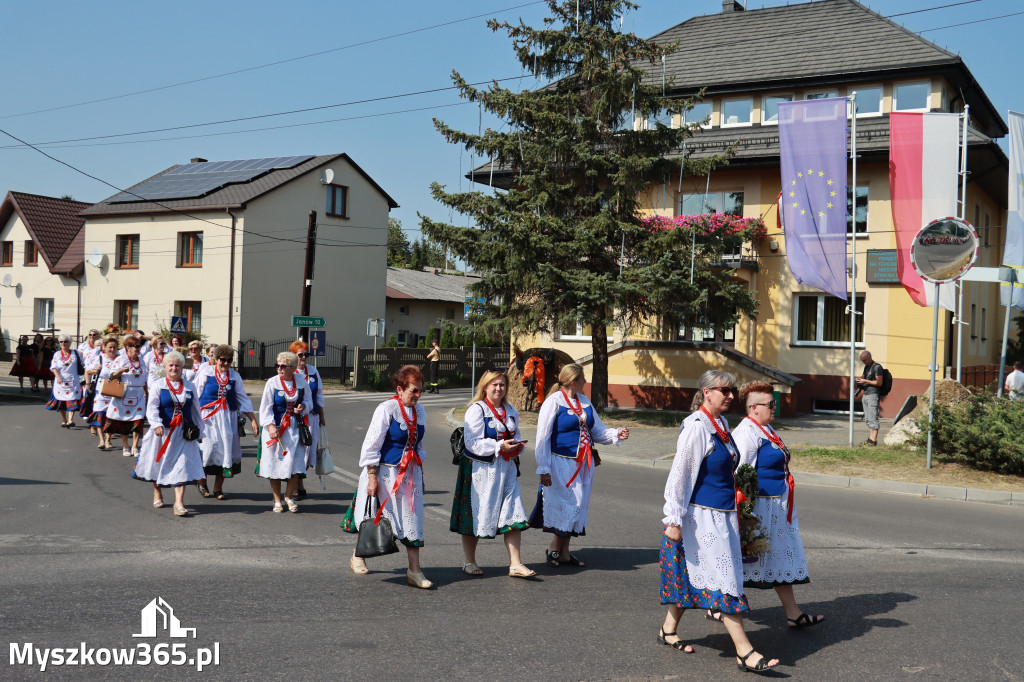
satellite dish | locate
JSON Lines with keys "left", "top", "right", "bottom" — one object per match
{"left": 320, "top": 168, "right": 334, "bottom": 185}
{"left": 911, "top": 217, "right": 979, "bottom": 284}
{"left": 86, "top": 248, "right": 105, "bottom": 268}
{"left": 1, "top": 274, "right": 11, "bottom": 287}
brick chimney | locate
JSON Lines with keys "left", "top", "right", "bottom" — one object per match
{"left": 722, "top": 0, "right": 744, "bottom": 12}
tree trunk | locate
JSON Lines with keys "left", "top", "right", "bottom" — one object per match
{"left": 591, "top": 321, "right": 609, "bottom": 412}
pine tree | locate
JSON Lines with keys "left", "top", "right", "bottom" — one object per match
{"left": 420, "top": 0, "right": 763, "bottom": 409}
{"left": 387, "top": 218, "right": 412, "bottom": 267}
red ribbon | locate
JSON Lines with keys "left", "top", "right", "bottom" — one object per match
{"left": 201, "top": 369, "right": 232, "bottom": 419}
{"left": 560, "top": 389, "right": 593, "bottom": 488}
{"left": 786, "top": 473, "right": 796, "bottom": 524}
{"left": 735, "top": 488, "right": 748, "bottom": 506}
{"left": 265, "top": 378, "right": 298, "bottom": 456}
{"left": 374, "top": 397, "right": 421, "bottom": 525}
{"left": 483, "top": 398, "right": 518, "bottom": 461}
{"left": 156, "top": 377, "right": 186, "bottom": 462}
{"left": 746, "top": 417, "right": 796, "bottom": 524}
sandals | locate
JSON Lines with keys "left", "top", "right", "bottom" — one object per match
{"left": 272, "top": 501, "right": 284, "bottom": 513}
{"left": 787, "top": 613, "right": 824, "bottom": 628}
{"left": 131, "top": 447, "right": 139, "bottom": 457}
{"left": 546, "top": 550, "right": 585, "bottom": 567}
{"left": 559, "top": 553, "right": 585, "bottom": 567}
{"left": 350, "top": 555, "right": 369, "bottom": 575}
{"left": 462, "top": 562, "right": 484, "bottom": 576}
{"left": 152, "top": 499, "right": 164, "bottom": 508}
{"left": 706, "top": 609, "right": 725, "bottom": 623}
{"left": 198, "top": 484, "right": 212, "bottom": 498}
{"left": 214, "top": 490, "right": 227, "bottom": 500}
{"left": 736, "top": 649, "right": 778, "bottom": 673}
{"left": 406, "top": 570, "right": 433, "bottom": 589}
{"left": 545, "top": 550, "right": 560, "bottom": 567}
{"left": 122, "top": 448, "right": 132, "bottom": 457}
{"left": 657, "top": 628, "right": 694, "bottom": 654}
{"left": 285, "top": 497, "right": 299, "bottom": 513}
{"left": 508, "top": 564, "right": 536, "bottom": 578}
{"left": 173, "top": 506, "right": 190, "bottom": 517}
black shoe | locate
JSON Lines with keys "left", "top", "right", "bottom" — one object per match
{"left": 296, "top": 489, "right": 307, "bottom": 500}
{"left": 862, "top": 439, "right": 877, "bottom": 447}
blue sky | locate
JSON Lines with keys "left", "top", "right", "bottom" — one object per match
{"left": 1, "top": 0, "right": 1020, "bottom": 239}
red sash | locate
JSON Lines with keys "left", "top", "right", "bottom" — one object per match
{"left": 264, "top": 378, "right": 298, "bottom": 457}
{"left": 201, "top": 369, "right": 231, "bottom": 419}
{"left": 156, "top": 378, "right": 185, "bottom": 462}
{"left": 560, "top": 389, "right": 593, "bottom": 488}
{"left": 746, "top": 416, "right": 796, "bottom": 523}
{"left": 375, "top": 397, "right": 421, "bottom": 525}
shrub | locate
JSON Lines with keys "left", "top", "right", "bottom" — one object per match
{"left": 917, "top": 394, "right": 1024, "bottom": 475}
{"left": 382, "top": 333, "right": 398, "bottom": 348}
{"left": 366, "top": 367, "right": 392, "bottom": 392}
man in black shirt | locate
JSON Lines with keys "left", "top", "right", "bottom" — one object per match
{"left": 855, "top": 350, "right": 883, "bottom": 446}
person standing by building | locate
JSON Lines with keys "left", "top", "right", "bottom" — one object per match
{"left": 1004, "top": 361, "right": 1024, "bottom": 400}
{"left": 426, "top": 340, "right": 441, "bottom": 394}
{"left": 854, "top": 350, "right": 883, "bottom": 446}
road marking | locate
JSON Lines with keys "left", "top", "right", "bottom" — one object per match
{"left": 329, "top": 466, "right": 450, "bottom": 521}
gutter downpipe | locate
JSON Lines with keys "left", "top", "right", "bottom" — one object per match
{"left": 70, "top": 273, "right": 82, "bottom": 341}
{"left": 227, "top": 209, "right": 238, "bottom": 346}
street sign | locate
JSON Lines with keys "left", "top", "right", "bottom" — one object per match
{"left": 309, "top": 329, "right": 326, "bottom": 357}
{"left": 169, "top": 316, "right": 187, "bottom": 333}
{"left": 366, "top": 318, "right": 385, "bottom": 338}
{"left": 292, "top": 315, "right": 326, "bottom": 327}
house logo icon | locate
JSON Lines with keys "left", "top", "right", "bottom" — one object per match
{"left": 133, "top": 597, "right": 196, "bottom": 639}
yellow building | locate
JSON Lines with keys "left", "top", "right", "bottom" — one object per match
{"left": 510, "top": 0, "right": 1009, "bottom": 416}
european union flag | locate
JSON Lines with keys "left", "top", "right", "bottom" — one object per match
{"left": 779, "top": 98, "right": 849, "bottom": 300}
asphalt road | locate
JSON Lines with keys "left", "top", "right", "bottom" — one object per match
{"left": 2, "top": 389, "right": 1022, "bottom": 681}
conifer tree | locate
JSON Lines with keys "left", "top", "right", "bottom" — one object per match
{"left": 421, "top": 0, "right": 763, "bottom": 409}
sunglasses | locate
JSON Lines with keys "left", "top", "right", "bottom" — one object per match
{"left": 88, "top": 333, "right": 98, "bottom": 337}
{"left": 404, "top": 387, "right": 422, "bottom": 394}
{"left": 216, "top": 358, "right": 232, "bottom": 363}
{"left": 707, "top": 386, "right": 736, "bottom": 396}
{"left": 296, "top": 353, "right": 308, "bottom": 358}
{"left": 750, "top": 400, "right": 777, "bottom": 410}
{"left": 275, "top": 364, "right": 295, "bottom": 369}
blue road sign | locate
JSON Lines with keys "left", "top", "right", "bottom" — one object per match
{"left": 169, "top": 316, "right": 188, "bottom": 334}
{"left": 309, "top": 329, "right": 326, "bottom": 357}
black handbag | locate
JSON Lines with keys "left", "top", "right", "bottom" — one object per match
{"left": 182, "top": 422, "right": 201, "bottom": 441}
{"left": 238, "top": 415, "right": 247, "bottom": 437}
{"left": 355, "top": 496, "right": 398, "bottom": 558}
{"left": 297, "top": 420, "right": 314, "bottom": 447}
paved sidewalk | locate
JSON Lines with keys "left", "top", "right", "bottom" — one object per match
{"left": 443, "top": 408, "right": 1023, "bottom": 508}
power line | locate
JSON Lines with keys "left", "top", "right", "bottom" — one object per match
{"left": 0, "top": 1, "right": 546, "bottom": 120}
{"left": 887, "top": 0, "right": 983, "bottom": 18}
{"left": 918, "top": 9, "right": 1024, "bottom": 32}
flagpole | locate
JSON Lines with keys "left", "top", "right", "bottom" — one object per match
{"left": 927, "top": 281, "right": 939, "bottom": 469}
{"left": 998, "top": 273, "right": 1014, "bottom": 397}
{"left": 849, "top": 92, "right": 858, "bottom": 447}
{"left": 956, "top": 105, "right": 969, "bottom": 382}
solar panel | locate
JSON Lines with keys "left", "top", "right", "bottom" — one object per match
{"left": 108, "top": 155, "right": 314, "bottom": 202}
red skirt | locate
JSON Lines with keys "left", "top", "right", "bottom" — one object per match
{"left": 9, "top": 356, "right": 37, "bottom": 377}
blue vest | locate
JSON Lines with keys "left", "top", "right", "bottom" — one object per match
{"left": 199, "top": 373, "right": 239, "bottom": 412}
{"left": 550, "top": 404, "right": 594, "bottom": 458}
{"left": 380, "top": 416, "right": 425, "bottom": 466}
{"left": 156, "top": 386, "right": 197, "bottom": 427}
{"left": 754, "top": 437, "right": 789, "bottom": 497}
{"left": 689, "top": 434, "right": 736, "bottom": 511}
{"left": 271, "top": 386, "right": 306, "bottom": 424}
{"left": 465, "top": 402, "right": 515, "bottom": 464}
{"left": 305, "top": 370, "right": 320, "bottom": 403}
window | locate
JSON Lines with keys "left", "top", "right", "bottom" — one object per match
{"left": 970, "top": 304, "right": 977, "bottom": 339}
{"left": 794, "top": 294, "right": 864, "bottom": 346}
{"left": 555, "top": 317, "right": 614, "bottom": 342}
{"left": 175, "top": 301, "right": 202, "bottom": 333}
{"left": 679, "top": 191, "right": 744, "bottom": 217}
{"left": 852, "top": 86, "right": 883, "bottom": 117}
{"left": 116, "top": 234, "right": 140, "bottom": 269}
{"left": 24, "top": 240, "right": 38, "bottom": 266}
{"left": 647, "top": 108, "right": 673, "bottom": 129}
{"left": 115, "top": 300, "right": 138, "bottom": 331}
{"left": 894, "top": 82, "right": 930, "bottom": 112}
{"left": 397, "top": 330, "right": 409, "bottom": 347}
{"left": 805, "top": 90, "right": 838, "bottom": 100}
{"left": 721, "top": 98, "right": 752, "bottom": 127}
{"left": 325, "top": 184, "right": 348, "bottom": 218}
{"left": 1, "top": 241, "right": 11, "bottom": 266}
{"left": 761, "top": 95, "right": 792, "bottom": 125}
{"left": 678, "top": 321, "right": 735, "bottom": 344}
{"left": 398, "top": 305, "right": 409, "bottom": 316}
{"left": 683, "top": 101, "right": 712, "bottom": 128}
{"left": 35, "top": 298, "right": 55, "bottom": 331}
{"left": 981, "top": 308, "right": 987, "bottom": 342}
{"left": 847, "top": 186, "right": 869, "bottom": 235}
{"left": 445, "top": 308, "right": 455, "bottom": 320}
{"left": 178, "top": 232, "right": 203, "bottom": 267}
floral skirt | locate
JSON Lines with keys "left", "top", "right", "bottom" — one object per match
{"left": 450, "top": 455, "right": 529, "bottom": 538}
{"left": 45, "top": 397, "right": 79, "bottom": 412}
{"left": 104, "top": 419, "right": 143, "bottom": 435}
{"left": 660, "top": 533, "right": 749, "bottom": 613}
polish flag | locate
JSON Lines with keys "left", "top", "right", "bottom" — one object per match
{"left": 889, "top": 112, "right": 961, "bottom": 310}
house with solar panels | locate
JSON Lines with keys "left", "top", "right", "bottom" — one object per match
{"left": 79, "top": 153, "right": 398, "bottom": 349}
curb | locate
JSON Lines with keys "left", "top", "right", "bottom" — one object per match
{"left": 444, "top": 409, "right": 1024, "bottom": 508}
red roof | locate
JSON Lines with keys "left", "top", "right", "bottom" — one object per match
{"left": 0, "top": 192, "right": 91, "bottom": 274}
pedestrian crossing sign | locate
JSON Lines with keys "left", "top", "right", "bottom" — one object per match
{"left": 170, "top": 316, "right": 187, "bottom": 333}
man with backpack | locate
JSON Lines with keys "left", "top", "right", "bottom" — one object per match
{"left": 855, "top": 350, "right": 885, "bottom": 446}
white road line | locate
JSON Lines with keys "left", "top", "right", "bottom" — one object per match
{"left": 329, "top": 466, "right": 450, "bottom": 521}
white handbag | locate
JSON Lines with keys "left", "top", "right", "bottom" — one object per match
{"left": 315, "top": 426, "right": 335, "bottom": 477}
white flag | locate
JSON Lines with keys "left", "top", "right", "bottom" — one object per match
{"left": 1002, "top": 111, "right": 1024, "bottom": 308}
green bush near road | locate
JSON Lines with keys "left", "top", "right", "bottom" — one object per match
{"left": 917, "top": 395, "right": 1024, "bottom": 475}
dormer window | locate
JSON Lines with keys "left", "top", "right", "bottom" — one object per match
{"left": 851, "top": 86, "right": 883, "bottom": 117}
{"left": 721, "top": 98, "right": 752, "bottom": 127}
{"left": 683, "top": 101, "right": 712, "bottom": 129}
{"left": 762, "top": 95, "right": 793, "bottom": 125}
{"left": 894, "top": 82, "right": 930, "bottom": 112}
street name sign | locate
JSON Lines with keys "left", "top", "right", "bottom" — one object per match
{"left": 292, "top": 315, "right": 326, "bottom": 327}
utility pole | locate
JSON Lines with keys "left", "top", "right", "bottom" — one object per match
{"left": 299, "top": 210, "right": 317, "bottom": 342}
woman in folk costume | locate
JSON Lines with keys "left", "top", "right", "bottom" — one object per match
{"left": 529, "top": 364, "right": 630, "bottom": 568}
{"left": 730, "top": 381, "right": 823, "bottom": 630}
{"left": 143, "top": 335, "right": 169, "bottom": 384}
{"left": 257, "top": 352, "right": 313, "bottom": 513}
{"left": 193, "top": 345, "right": 257, "bottom": 501}
{"left": 451, "top": 370, "right": 534, "bottom": 578}
{"left": 132, "top": 352, "right": 205, "bottom": 517}
{"left": 291, "top": 340, "right": 326, "bottom": 499}
{"left": 85, "top": 335, "right": 121, "bottom": 450}
{"left": 350, "top": 365, "right": 432, "bottom": 589}
{"left": 45, "top": 335, "right": 83, "bottom": 428}
{"left": 183, "top": 340, "right": 207, "bottom": 382}
{"left": 658, "top": 370, "right": 779, "bottom": 674}
{"left": 104, "top": 335, "right": 149, "bottom": 458}
{"left": 77, "top": 330, "right": 103, "bottom": 437}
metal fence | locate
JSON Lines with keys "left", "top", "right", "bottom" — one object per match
{"left": 353, "top": 346, "right": 508, "bottom": 388}
{"left": 235, "top": 338, "right": 352, "bottom": 384}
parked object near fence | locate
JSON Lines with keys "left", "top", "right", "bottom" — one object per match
{"left": 353, "top": 346, "right": 507, "bottom": 389}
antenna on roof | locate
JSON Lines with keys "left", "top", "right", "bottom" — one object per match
{"left": 86, "top": 247, "right": 106, "bottom": 269}
{"left": 1, "top": 274, "right": 12, "bottom": 287}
